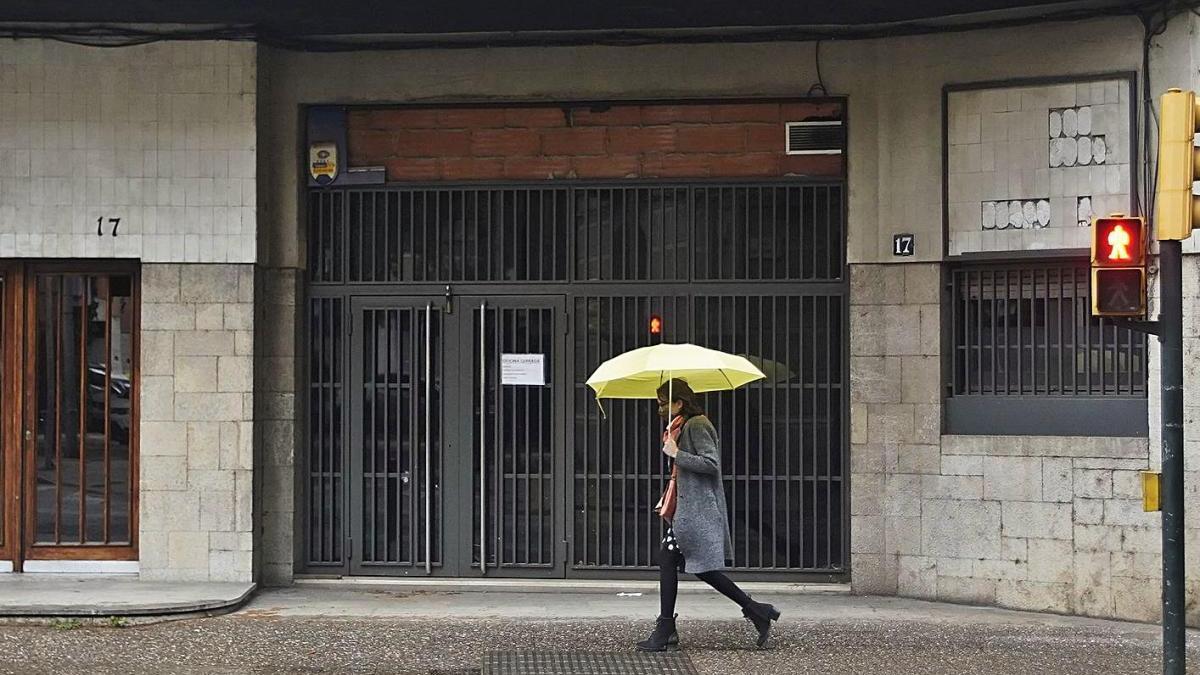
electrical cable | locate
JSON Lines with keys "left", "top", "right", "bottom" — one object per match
{"left": 1139, "top": 4, "right": 1175, "bottom": 229}
{"left": 807, "top": 40, "right": 828, "bottom": 96}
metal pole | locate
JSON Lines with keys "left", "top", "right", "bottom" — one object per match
{"left": 479, "top": 301, "right": 487, "bottom": 576}
{"left": 425, "top": 303, "right": 432, "bottom": 575}
{"left": 1158, "top": 239, "right": 1186, "bottom": 675}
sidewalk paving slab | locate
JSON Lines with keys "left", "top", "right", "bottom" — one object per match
{"left": 0, "top": 575, "right": 255, "bottom": 617}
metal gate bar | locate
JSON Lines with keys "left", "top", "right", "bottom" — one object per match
{"left": 306, "top": 297, "right": 342, "bottom": 566}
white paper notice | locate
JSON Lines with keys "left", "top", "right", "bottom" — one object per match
{"left": 500, "top": 353, "right": 545, "bottom": 386}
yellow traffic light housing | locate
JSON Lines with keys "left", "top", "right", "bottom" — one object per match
{"left": 1091, "top": 214, "right": 1146, "bottom": 316}
{"left": 1155, "top": 88, "right": 1200, "bottom": 241}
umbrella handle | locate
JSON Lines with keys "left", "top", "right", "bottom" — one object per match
{"left": 664, "top": 372, "right": 673, "bottom": 437}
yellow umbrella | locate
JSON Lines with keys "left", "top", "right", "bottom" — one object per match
{"left": 585, "top": 343, "right": 766, "bottom": 400}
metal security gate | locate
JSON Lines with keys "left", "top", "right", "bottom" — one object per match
{"left": 306, "top": 181, "right": 847, "bottom": 579}
{"left": 343, "top": 295, "right": 565, "bottom": 577}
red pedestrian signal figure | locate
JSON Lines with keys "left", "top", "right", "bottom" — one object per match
{"left": 1106, "top": 223, "right": 1132, "bottom": 261}
{"left": 1090, "top": 215, "right": 1146, "bottom": 316}
{"left": 1092, "top": 216, "right": 1144, "bottom": 267}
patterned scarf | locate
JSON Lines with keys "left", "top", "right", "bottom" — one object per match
{"left": 662, "top": 414, "right": 684, "bottom": 445}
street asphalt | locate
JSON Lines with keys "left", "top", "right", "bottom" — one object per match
{"left": 0, "top": 587, "right": 1198, "bottom": 674}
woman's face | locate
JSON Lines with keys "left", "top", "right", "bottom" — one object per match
{"left": 656, "top": 397, "right": 682, "bottom": 419}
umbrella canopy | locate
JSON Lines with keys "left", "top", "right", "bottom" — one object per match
{"left": 585, "top": 343, "right": 766, "bottom": 399}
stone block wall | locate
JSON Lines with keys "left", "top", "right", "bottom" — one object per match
{"left": 849, "top": 263, "right": 941, "bottom": 594}
{"left": 916, "top": 435, "right": 1173, "bottom": 621}
{"left": 256, "top": 268, "right": 301, "bottom": 585}
{"left": 849, "top": 263, "right": 1200, "bottom": 626}
{"left": 139, "top": 263, "right": 255, "bottom": 582}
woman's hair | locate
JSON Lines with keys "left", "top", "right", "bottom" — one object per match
{"left": 657, "top": 378, "right": 705, "bottom": 418}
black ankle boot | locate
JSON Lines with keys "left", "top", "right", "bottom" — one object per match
{"left": 741, "top": 601, "right": 781, "bottom": 647}
{"left": 636, "top": 615, "right": 679, "bottom": 651}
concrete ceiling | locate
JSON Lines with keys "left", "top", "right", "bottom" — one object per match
{"left": 0, "top": 0, "right": 1159, "bottom": 46}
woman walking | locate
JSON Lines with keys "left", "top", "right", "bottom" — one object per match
{"left": 637, "top": 378, "right": 780, "bottom": 651}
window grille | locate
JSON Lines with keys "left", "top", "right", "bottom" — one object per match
{"left": 946, "top": 259, "right": 1147, "bottom": 436}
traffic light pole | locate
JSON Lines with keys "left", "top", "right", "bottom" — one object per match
{"left": 1158, "top": 239, "right": 1186, "bottom": 675}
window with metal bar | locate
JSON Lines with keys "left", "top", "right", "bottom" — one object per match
{"left": 945, "top": 259, "right": 1148, "bottom": 436}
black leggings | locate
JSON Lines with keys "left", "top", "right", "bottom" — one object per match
{"left": 659, "top": 546, "right": 752, "bottom": 618}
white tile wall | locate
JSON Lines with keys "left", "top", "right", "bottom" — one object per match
{"left": 0, "top": 40, "right": 256, "bottom": 263}
{"left": 948, "top": 77, "right": 1133, "bottom": 255}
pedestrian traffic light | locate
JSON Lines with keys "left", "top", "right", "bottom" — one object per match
{"left": 1155, "top": 88, "right": 1200, "bottom": 241}
{"left": 649, "top": 315, "right": 663, "bottom": 335}
{"left": 1091, "top": 214, "right": 1146, "bottom": 316}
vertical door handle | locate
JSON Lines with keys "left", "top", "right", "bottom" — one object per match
{"left": 424, "top": 302, "right": 433, "bottom": 575}
{"left": 479, "top": 301, "right": 487, "bottom": 575}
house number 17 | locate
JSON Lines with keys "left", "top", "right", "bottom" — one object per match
{"left": 97, "top": 217, "right": 121, "bottom": 237}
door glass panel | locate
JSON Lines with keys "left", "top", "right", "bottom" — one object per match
{"left": 107, "top": 276, "right": 134, "bottom": 544}
{"left": 34, "top": 273, "right": 135, "bottom": 547}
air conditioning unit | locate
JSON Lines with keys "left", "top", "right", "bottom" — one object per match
{"left": 785, "top": 120, "right": 844, "bottom": 155}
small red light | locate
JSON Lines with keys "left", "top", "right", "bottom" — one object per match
{"left": 649, "top": 315, "right": 663, "bottom": 335}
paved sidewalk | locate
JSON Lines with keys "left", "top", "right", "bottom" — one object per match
{"left": 1, "top": 586, "right": 1198, "bottom": 674}
{"left": 0, "top": 575, "right": 255, "bottom": 616}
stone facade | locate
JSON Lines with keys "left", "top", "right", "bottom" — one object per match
{"left": 848, "top": 263, "right": 1200, "bottom": 626}
{"left": 139, "top": 263, "right": 255, "bottom": 582}
{"left": 0, "top": 37, "right": 259, "bottom": 581}
{"left": 254, "top": 14, "right": 1198, "bottom": 626}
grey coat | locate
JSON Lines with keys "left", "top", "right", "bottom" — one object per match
{"left": 669, "top": 415, "right": 734, "bottom": 574}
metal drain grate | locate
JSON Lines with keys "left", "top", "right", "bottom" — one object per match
{"left": 482, "top": 651, "right": 699, "bottom": 675}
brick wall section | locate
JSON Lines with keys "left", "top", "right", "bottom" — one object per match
{"left": 139, "top": 263, "right": 255, "bottom": 582}
{"left": 347, "top": 101, "right": 843, "bottom": 182}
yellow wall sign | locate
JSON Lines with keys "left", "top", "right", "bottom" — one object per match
{"left": 309, "top": 142, "right": 338, "bottom": 184}
{"left": 1142, "top": 472, "right": 1161, "bottom": 512}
